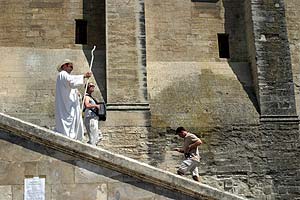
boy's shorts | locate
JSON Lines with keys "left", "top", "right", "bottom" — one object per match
{"left": 178, "top": 158, "right": 200, "bottom": 175}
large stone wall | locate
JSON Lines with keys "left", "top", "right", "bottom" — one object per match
{"left": 145, "top": 0, "right": 248, "bottom": 62}
{"left": 244, "top": 0, "right": 259, "bottom": 100}
{"left": 196, "top": 123, "right": 300, "bottom": 199}
{"left": 145, "top": 0, "right": 257, "bottom": 129}
{"left": 99, "top": 122, "right": 300, "bottom": 199}
{"left": 0, "top": 113, "right": 247, "bottom": 200}
{"left": 0, "top": 0, "right": 258, "bottom": 129}
{"left": 0, "top": 0, "right": 105, "bottom": 49}
{"left": 106, "top": 0, "right": 148, "bottom": 104}
{"left": 100, "top": 123, "right": 300, "bottom": 200}
{"left": 146, "top": 61, "right": 259, "bottom": 129}
{"left": 0, "top": 47, "right": 92, "bottom": 126}
{"left": 0, "top": 0, "right": 105, "bottom": 127}
{"left": 0, "top": 0, "right": 299, "bottom": 199}
{"left": 245, "top": 0, "right": 297, "bottom": 121}
{"left": 0, "top": 0, "right": 151, "bottom": 163}
{"left": 103, "top": 0, "right": 151, "bottom": 132}
{"left": 285, "top": 0, "right": 300, "bottom": 117}
{"left": 0, "top": 130, "right": 204, "bottom": 200}
{"left": 138, "top": 1, "right": 300, "bottom": 199}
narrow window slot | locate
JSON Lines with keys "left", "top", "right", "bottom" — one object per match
{"left": 75, "top": 19, "right": 87, "bottom": 44}
{"left": 218, "top": 33, "right": 230, "bottom": 58}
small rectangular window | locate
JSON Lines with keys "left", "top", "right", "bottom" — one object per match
{"left": 75, "top": 19, "right": 87, "bottom": 44}
{"left": 218, "top": 33, "right": 230, "bottom": 58}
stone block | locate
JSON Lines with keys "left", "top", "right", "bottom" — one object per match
{"left": 102, "top": 110, "right": 150, "bottom": 127}
{"left": 51, "top": 183, "right": 107, "bottom": 200}
{"left": 37, "top": 160, "right": 75, "bottom": 185}
{"left": 0, "top": 185, "right": 12, "bottom": 200}
{"left": 12, "top": 185, "right": 23, "bottom": 200}
{"left": 0, "top": 161, "right": 25, "bottom": 185}
{"left": 74, "top": 160, "right": 121, "bottom": 184}
{"left": 107, "top": 182, "right": 156, "bottom": 200}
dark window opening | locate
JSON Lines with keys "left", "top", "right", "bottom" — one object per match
{"left": 218, "top": 33, "right": 230, "bottom": 58}
{"left": 75, "top": 19, "right": 87, "bottom": 44}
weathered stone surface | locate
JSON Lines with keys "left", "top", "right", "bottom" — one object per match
{"left": 106, "top": 0, "right": 148, "bottom": 104}
{"left": 0, "top": 0, "right": 299, "bottom": 199}
{"left": 245, "top": 0, "right": 298, "bottom": 121}
{"left": 0, "top": 0, "right": 107, "bottom": 127}
{"left": 37, "top": 160, "right": 75, "bottom": 185}
{"left": 0, "top": 185, "right": 12, "bottom": 200}
{"left": 12, "top": 185, "right": 24, "bottom": 200}
{"left": 145, "top": 0, "right": 248, "bottom": 62}
{"left": 0, "top": 47, "right": 105, "bottom": 127}
{"left": 114, "top": 123, "right": 299, "bottom": 200}
{"left": 0, "top": 112, "right": 246, "bottom": 200}
{"left": 51, "top": 183, "right": 107, "bottom": 200}
{"left": 147, "top": 62, "right": 259, "bottom": 128}
{"left": 285, "top": 0, "right": 300, "bottom": 117}
{"left": 74, "top": 160, "right": 121, "bottom": 184}
{"left": 0, "top": 161, "right": 25, "bottom": 185}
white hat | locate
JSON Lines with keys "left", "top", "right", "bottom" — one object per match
{"left": 57, "top": 59, "right": 73, "bottom": 72}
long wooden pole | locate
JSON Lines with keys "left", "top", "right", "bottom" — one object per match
{"left": 81, "top": 45, "right": 96, "bottom": 111}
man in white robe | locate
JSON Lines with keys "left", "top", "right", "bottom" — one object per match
{"left": 55, "top": 59, "right": 92, "bottom": 140}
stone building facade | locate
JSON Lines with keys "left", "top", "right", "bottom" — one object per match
{"left": 0, "top": 0, "right": 299, "bottom": 199}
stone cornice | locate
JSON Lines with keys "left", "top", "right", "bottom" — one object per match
{"left": 106, "top": 103, "right": 150, "bottom": 111}
{"left": 260, "top": 115, "right": 300, "bottom": 123}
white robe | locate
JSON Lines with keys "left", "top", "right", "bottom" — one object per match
{"left": 55, "top": 71, "right": 84, "bottom": 140}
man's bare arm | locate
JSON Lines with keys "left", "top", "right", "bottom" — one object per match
{"left": 188, "top": 139, "right": 202, "bottom": 151}
{"left": 174, "top": 148, "right": 184, "bottom": 153}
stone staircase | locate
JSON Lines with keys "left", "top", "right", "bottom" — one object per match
{"left": 0, "top": 112, "right": 247, "bottom": 200}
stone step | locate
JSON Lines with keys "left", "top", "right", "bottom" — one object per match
{"left": 0, "top": 112, "right": 247, "bottom": 200}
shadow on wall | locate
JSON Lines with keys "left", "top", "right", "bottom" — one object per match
{"left": 222, "top": 0, "right": 260, "bottom": 113}
{"left": 228, "top": 62, "right": 260, "bottom": 114}
{"left": 82, "top": 0, "right": 107, "bottom": 102}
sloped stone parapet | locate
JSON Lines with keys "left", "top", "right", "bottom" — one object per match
{"left": 0, "top": 112, "right": 247, "bottom": 200}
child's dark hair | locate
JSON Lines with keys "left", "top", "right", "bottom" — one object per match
{"left": 85, "top": 82, "right": 95, "bottom": 89}
{"left": 175, "top": 126, "right": 186, "bottom": 134}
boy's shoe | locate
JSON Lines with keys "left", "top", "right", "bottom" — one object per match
{"left": 192, "top": 176, "right": 200, "bottom": 182}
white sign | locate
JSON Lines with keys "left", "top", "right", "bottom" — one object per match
{"left": 24, "top": 176, "right": 45, "bottom": 200}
